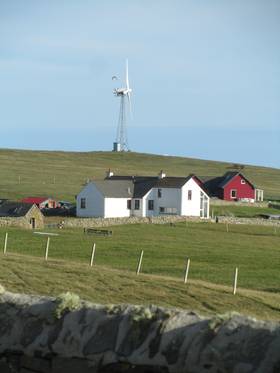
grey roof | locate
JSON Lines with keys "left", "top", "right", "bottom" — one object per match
{"left": 97, "top": 175, "right": 195, "bottom": 198}
{"left": 94, "top": 180, "right": 134, "bottom": 198}
{"left": 0, "top": 201, "right": 34, "bottom": 217}
{"left": 155, "top": 176, "right": 192, "bottom": 188}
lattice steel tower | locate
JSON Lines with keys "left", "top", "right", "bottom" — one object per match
{"left": 112, "top": 60, "right": 132, "bottom": 152}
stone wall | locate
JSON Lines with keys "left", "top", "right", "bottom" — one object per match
{"left": 214, "top": 216, "right": 280, "bottom": 227}
{"left": 0, "top": 288, "right": 279, "bottom": 373}
{"left": 0, "top": 217, "right": 31, "bottom": 229}
{"left": 63, "top": 215, "right": 200, "bottom": 228}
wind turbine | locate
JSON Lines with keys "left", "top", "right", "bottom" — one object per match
{"left": 112, "top": 59, "right": 132, "bottom": 152}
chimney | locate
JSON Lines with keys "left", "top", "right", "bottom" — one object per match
{"left": 158, "top": 170, "right": 166, "bottom": 179}
{"left": 106, "top": 169, "right": 114, "bottom": 178}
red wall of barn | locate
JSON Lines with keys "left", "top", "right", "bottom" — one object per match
{"left": 223, "top": 175, "right": 255, "bottom": 201}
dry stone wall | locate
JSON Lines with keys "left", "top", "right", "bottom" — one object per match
{"left": 215, "top": 216, "right": 280, "bottom": 227}
{"left": 0, "top": 288, "right": 280, "bottom": 373}
{"left": 0, "top": 217, "right": 31, "bottom": 229}
{"left": 63, "top": 215, "right": 199, "bottom": 228}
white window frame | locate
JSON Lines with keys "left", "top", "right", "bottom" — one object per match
{"left": 241, "top": 179, "right": 245, "bottom": 184}
{"left": 80, "top": 198, "right": 86, "bottom": 209}
{"left": 230, "top": 189, "right": 237, "bottom": 199}
{"left": 134, "top": 199, "right": 140, "bottom": 210}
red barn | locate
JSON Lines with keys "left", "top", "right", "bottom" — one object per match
{"left": 199, "top": 172, "right": 263, "bottom": 202}
{"left": 21, "top": 197, "right": 57, "bottom": 209}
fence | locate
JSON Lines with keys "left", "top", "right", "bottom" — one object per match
{"left": 1, "top": 229, "right": 246, "bottom": 296}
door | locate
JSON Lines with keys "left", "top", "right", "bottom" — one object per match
{"left": 30, "top": 218, "right": 36, "bottom": 229}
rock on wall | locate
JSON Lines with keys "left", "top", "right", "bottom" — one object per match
{"left": 0, "top": 288, "right": 279, "bottom": 373}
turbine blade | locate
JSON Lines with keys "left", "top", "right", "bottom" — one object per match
{"left": 127, "top": 92, "right": 133, "bottom": 119}
{"left": 125, "top": 59, "right": 129, "bottom": 89}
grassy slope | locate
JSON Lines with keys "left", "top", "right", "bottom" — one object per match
{"left": 2, "top": 221, "right": 280, "bottom": 292}
{"left": 1, "top": 254, "right": 279, "bottom": 321}
{"left": 0, "top": 149, "right": 279, "bottom": 201}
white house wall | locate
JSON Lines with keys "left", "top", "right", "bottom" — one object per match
{"left": 181, "top": 178, "right": 209, "bottom": 218}
{"left": 76, "top": 182, "right": 105, "bottom": 217}
{"left": 76, "top": 178, "right": 209, "bottom": 219}
{"left": 104, "top": 198, "right": 131, "bottom": 218}
{"left": 143, "top": 188, "right": 182, "bottom": 217}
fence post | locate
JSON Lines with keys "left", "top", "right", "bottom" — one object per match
{"left": 226, "top": 222, "right": 229, "bottom": 233}
{"left": 184, "top": 258, "right": 190, "bottom": 284}
{"left": 90, "top": 243, "right": 96, "bottom": 267}
{"left": 233, "top": 267, "right": 238, "bottom": 295}
{"left": 45, "top": 237, "right": 50, "bottom": 261}
{"left": 3, "top": 232, "right": 8, "bottom": 255}
{"left": 136, "top": 250, "right": 144, "bottom": 275}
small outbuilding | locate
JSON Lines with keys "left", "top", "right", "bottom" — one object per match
{"left": 198, "top": 172, "right": 264, "bottom": 202}
{"left": 0, "top": 201, "right": 44, "bottom": 229}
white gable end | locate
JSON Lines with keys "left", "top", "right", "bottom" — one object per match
{"left": 181, "top": 178, "right": 209, "bottom": 218}
{"left": 76, "top": 182, "right": 105, "bottom": 217}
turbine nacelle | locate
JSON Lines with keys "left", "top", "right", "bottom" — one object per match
{"left": 113, "top": 87, "right": 132, "bottom": 96}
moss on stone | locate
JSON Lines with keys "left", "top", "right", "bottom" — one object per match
{"left": 54, "top": 292, "right": 81, "bottom": 319}
{"left": 208, "top": 311, "right": 241, "bottom": 332}
{"left": 106, "top": 304, "right": 124, "bottom": 315}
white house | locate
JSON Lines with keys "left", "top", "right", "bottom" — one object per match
{"left": 76, "top": 171, "right": 210, "bottom": 219}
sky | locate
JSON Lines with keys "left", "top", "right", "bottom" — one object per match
{"left": 0, "top": 0, "right": 279, "bottom": 168}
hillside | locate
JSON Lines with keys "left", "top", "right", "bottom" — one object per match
{"left": 1, "top": 253, "right": 280, "bottom": 321}
{"left": 0, "top": 148, "right": 279, "bottom": 201}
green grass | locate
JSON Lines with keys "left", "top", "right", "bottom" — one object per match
{"left": 212, "top": 205, "right": 280, "bottom": 218}
{"left": 1, "top": 222, "right": 280, "bottom": 320}
{"left": 0, "top": 148, "right": 279, "bottom": 201}
{"left": 1, "top": 252, "right": 280, "bottom": 321}
{"left": 1, "top": 221, "right": 280, "bottom": 292}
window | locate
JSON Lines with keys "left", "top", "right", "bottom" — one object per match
{"left": 241, "top": 179, "right": 245, "bottom": 184}
{"left": 230, "top": 189, "right": 237, "bottom": 199}
{"left": 148, "top": 200, "right": 154, "bottom": 210}
{"left": 166, "top": 207, "right": 177, "bottom": 214}
{"left": 134, "top": 199, "right": 140, "bottom": 210}
{"left": 188, "top": 190, "right": 192, "bottom": 200}
{"left": 158, "top": 189, "right": 162, "bottom": 198}
{"left": 127, "top": 200, "right": 131, "bottom": 210}
{"left": 159, "top": 207, "right": 177, "bottom": 215}
{"left": 200, "top": 191, "right": 209, "bottom": 218}
{"left": 80, "top": 198, "right": 86, "bottom": 209}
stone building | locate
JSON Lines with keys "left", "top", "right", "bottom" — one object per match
{"left": 0, "top": 201, "right": 44, "bottom": 229}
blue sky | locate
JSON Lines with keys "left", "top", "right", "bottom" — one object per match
{"left": 0, "top": 0, "right": 279, "bottom": 167}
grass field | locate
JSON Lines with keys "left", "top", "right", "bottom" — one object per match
{"left": 1, "top": 254, "right": 280, "bottom": 321}
{"left": 0, "top": 148, "right": 279, "bottom": 201}
{"left": 2, "top": 222, "right": 279, "bottom": 291}
{"left": 212, "top": 204, "right": 280, "bottom": 217}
